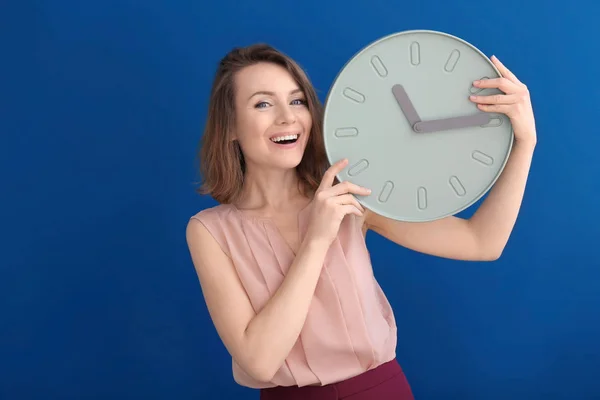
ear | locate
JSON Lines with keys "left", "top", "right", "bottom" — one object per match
{"left": 229, "top": 125, "right": 238, "bottom": 142}
{"left": 227, "top": 130, "right": 236, "bottom": 142}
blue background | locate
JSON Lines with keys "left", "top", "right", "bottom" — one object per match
{"left": 2, "top": 0, "right": 599, "bottom": 399}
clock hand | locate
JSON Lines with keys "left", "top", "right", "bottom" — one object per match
{"left": 391, "top": 84, "right": 421, "bottom": 128}
{"left": 413, "top": 113, "right": 492, "bottom": 133}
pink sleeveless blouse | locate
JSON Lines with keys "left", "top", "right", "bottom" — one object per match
{"left": 189, "top": 203, "right": 397, "bottom": 388}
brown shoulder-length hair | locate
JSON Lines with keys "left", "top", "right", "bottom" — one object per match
{"left": 196, "top": 43, "right": 329, "bottom": 204}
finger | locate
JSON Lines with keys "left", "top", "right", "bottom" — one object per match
{"left": 472, "top": 77, "right": 518, "bottom": 93}
{"left": 490, "top": 55, "right": 522, "bottom": 85}
{"left": 340, "top": 204, "right": 364, "bottom": 218}
{"left": 319, "top": 158, "right": 348, "bottom": 190}
{"left": 476, "top": 103, "right": 512, "bottom": 114}
{"left": 469, "top": 93, "right": 518, "bottom": 105}
{"left": 328, "top": 180, "right": 371, "bottom": 197}
{"left": 334, "top": 194, "right": 365, "bottom": 212}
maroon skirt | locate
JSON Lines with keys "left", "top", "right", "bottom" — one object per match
{"left": 259, "top": 358, "right": 414, "bottom": 400}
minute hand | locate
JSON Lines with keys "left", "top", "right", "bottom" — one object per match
{"left": 413, "top": 113, "right": 491, "bottom": 133}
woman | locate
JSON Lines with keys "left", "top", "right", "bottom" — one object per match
{"left": 186, "top": 43, "right": 536, "bottom": 399}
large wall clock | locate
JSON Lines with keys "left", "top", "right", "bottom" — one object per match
{"left": 323, "top": 30, "right": 514, "bottom": 222}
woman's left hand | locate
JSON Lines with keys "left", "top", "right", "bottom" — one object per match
{"left": 469, "top": 55, "right": 537, "bottom": 148}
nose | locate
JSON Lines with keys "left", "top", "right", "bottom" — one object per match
{"left": 276, "top": 104, "right": 296, "bottom": 125}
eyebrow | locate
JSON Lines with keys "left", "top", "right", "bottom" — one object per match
{"left": 248, "top": 88, "right": 304, "bottom": 101}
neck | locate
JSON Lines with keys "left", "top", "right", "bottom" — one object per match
{"left": 237, "top": 165, "right": 307, "bottom": 212}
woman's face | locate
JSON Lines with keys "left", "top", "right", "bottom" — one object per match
{"left": 232, "top": 62, "right": 312, "bottom": 172}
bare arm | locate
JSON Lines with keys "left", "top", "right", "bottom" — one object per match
{"left": 467, "top": 141, "right": 535, "bottom": 257}
{"left": 186, "top": 219, "right": 329, "bottom": 382}
{"left": 186, "top": 159, "right": 370, "bottom": 382}
{"left": 365, "top": 141, "right": 535, "bottom": 260}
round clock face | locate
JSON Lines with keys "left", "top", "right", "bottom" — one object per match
{"left": 323, "top": 30, "right": 514, "bottom": 222}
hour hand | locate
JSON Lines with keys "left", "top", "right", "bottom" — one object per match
{"left": 413, "top": 113, "right": 492, "bottom": 133}
{"left": 392, "top": 84, "right": 421, "bottom": 128}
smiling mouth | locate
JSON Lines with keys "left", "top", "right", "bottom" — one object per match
{"left": 270, "top": 133, "right": 300, "bottom": 145}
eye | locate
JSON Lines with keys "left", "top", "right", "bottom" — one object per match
{"left": 291, "top": 98, "right": 307, "bottom": 106}
{"left": 254, "top": 101, "right": 270, "bottom": 109}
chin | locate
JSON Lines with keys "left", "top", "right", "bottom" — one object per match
{"left": 267, "top": 139, "right": 308, "bottom": 168}
{"left": 271, "top": 152, "right": 304, "bottom": 170}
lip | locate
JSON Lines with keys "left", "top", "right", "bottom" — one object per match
{"left": 268, "top": 131, "right": 301, "bottom": 140}
{"left": 268, "top": 132, "right": 302, "bottom": 149}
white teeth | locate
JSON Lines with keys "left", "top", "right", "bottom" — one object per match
{"left": 270, "top": 134, "right": 299, "bottom": 142}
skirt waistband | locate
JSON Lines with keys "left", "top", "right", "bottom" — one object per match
{"left": 335, "top": 358, "right": 402, "bottom": 398}
{"left": 260, "top": 358, "right": 404, "bottom": 399}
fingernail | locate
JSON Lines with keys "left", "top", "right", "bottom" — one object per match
{"left": 473, "top": 80, "right": 480, "bottom": 85}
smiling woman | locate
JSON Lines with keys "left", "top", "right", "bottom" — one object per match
{"left": 196, "top": 46, "right": 328, "bottom": 206}
{"left": 186, "top": 40, "right": 536, "bottom": 400}
{"left": 187, "top": 43, "right": 415, "bottom": 399}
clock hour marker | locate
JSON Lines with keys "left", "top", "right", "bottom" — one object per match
{"left": 481, "top": 116, "right": 503, "bottom": 127}
{"left": 378, "top": 180, "right": 394, "bottom": 203}
{"left": 370, "top": 55, "right": 388, "bottom": 77}
{"left": 449, "top": 176, "right": 466, "bottom": 197}
{"left": 417, "top": 186, "right": 428, "bottom": 210}
{"left": 342, "top": 87, "right": 365, "bottom": 103}
{"left": 444, "top": 49, "right": 461, "bottom": 72}
{"left": 470, "top": 76, "right": 489, "bottom": 94}
{"left": 347, "top": 159, "right": 369, "bottom": 176}
{"left": 410, "top": 42, "right": 420, "bottom": 66}
{"left": 334, "top": 127, "right": 359, "bottom": 137}
{"left": 472, "top": 150, "right": 494, "bottom": 166}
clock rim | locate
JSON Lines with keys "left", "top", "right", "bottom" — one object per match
{"left": 321, "top": 29, "right": 515, "bottom": 222}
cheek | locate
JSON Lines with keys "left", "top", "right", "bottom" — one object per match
{"left": 236, "top": 113, "right": 268, "bottom": 142}
{"left": 299, "top": 110, "right": 312, "bottom": 130}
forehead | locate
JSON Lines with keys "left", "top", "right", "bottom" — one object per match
{"left": 234, "top": 62, "right": 301, "bottom": 96}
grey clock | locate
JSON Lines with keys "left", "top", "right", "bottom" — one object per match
{"left": 323, "top": 29, "right": 514, "bottom": 222}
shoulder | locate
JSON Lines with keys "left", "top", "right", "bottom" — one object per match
{"left": 189, "top": 203, "right": 233, "bottom": 221}
{"left": 187, "top": 204, "right": 237, "bottom": 258}
{"left": 188, "top": 203, "right": 242, "bottom": 230}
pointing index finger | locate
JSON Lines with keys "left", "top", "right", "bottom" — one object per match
{"left": 320, "top": 158, "right": 348, "bottom": 189}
